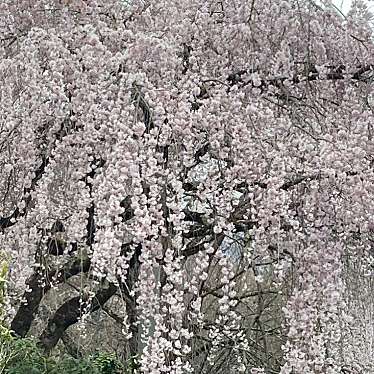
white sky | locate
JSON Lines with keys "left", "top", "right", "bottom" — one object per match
{"left": 332, "top": 0, "right": 374, "bottom": 14}
{"left": 332, "top": 0, "right": 352, "bottom": 14}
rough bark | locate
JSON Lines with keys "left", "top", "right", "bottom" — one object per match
{"left": 38, "top": 282, "right": 117, "bottom": 353}
{"left": 11, "top": 255, "right": 91, "bottom": 337}
{"left": 62, "top": 331, "right": 83, "bottom": 359}
{"left": 120, "top": 243, "right": 141, "bottom": 357}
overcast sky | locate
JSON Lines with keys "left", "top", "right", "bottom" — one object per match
{"left": 332, "top": 0, "right": 374, "bottom": 14}
{"left": 332, "top": 0, "right": 352, "bottom": 13}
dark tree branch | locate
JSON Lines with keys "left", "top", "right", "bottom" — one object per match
{"left": 182, "top": 233, "right": 225, "bottom": 258}
{"left": 131, "top": 83, "right": 154, "bottom": 132}
{"left": 0, "top": 156, "right": 48, "bottom": 230}
{"left": 11, "top": 255, "right": 91, "bottom": 337}
{"left": 0, "top": 112, "right": 84, "bottom": 231}
{"left": 227, "top": 64, "right": 374, "bottom": 91}
{"left": 82, "top": 157, "right": 105, "bottom": 248}
{"left": 181, "top": 43, "right": 192, "bottom": 75}
{"left": 38, "top": 282, "right": 117, "bottom": 353}
{"left": 118, "top": 242, "right": 141, "bottom": 357}
{"left": 120, "top": 196, "right": 135, "bottom": 222}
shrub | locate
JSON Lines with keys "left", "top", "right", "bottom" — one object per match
{"left": 0, "top": 330, "right": 125, "bottom": 374}
{"left": 0, "top": 336, "right": 53, "bottom": 374}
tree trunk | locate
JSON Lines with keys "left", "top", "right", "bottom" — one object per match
{"left": 11, "top": 256, "right": 91, "bottom": 337}
{"left": 38, "top": 282, "right": 117, "bottom": 353}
